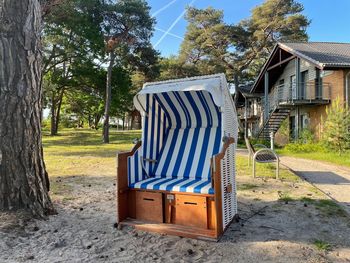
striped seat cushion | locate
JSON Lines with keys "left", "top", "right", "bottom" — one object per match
{"left": 130, "top": 176, "right": 214, "bottom": 195}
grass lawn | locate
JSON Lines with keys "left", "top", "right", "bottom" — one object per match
{"left": 236, "top": 155, "right": 299, "bottom": 182}
{"left": 276, "top": 148, "right": 350, "bottom": 168}
{"left": 43, "top": 128, "right": 297, "bottom": 189}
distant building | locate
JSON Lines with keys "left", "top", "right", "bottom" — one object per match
{"left": 241, "top": 42, "right": 350, "bottom": 144}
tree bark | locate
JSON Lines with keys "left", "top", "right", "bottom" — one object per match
{"left": 50, "top": 88, "right": 64, "bottom": 136}
{"left": 50, "top": 91, "right": 56, "bottom": 135}
{"left": 53, "top": 88, "right": 64, "bottom": 134}
{"left": 0, "top": 0, "right": 55, "bottom": 217}
{"left": 103, "top": 51, "right": 115, "bottom": 143}
{"left": 94, "top": 114, "right": 101, "bottom": 130}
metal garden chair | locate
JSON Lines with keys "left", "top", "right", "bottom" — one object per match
{"left": 245, "top": 137, "right": 279, "bottom": 179}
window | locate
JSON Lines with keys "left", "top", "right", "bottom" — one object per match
{"left": 301, "top": 70, "right": 309, "bottom": 99}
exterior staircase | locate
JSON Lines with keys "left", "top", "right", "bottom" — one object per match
{"left": 256, "top": 106, "right": 290, "bottom": 139}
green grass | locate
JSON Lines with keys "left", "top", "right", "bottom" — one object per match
{"left": 43, "top": 128, "right": 141, "bottom": 178}
{"left": 277, "top": 147, "right": 350, "bottom": 168}
{"left": 237, "top": 183, "right": 259, "bottom": 191}
{"left": 300, "top": 197, "right": 347, "bottom": 217}
{"left": 313, "top": 239, "right": 332, "bottom": 251}
{"left": 236, "top": 155, "right": 299, "bottom": 182}
{"left": 278, "top": 192, "right": 295, "bottom": 202}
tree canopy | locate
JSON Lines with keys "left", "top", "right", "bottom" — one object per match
{"left": 178, "top": 0, "right": 310, "bottom": 86}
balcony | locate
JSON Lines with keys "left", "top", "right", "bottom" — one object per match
{"left": 237, "top": 106, "right": 260, "bottom": 120}
{"left": 266, "top": 82, "right": 331, "bottom": 112}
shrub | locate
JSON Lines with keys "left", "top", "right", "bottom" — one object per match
{"left": 297, "top": 128, "right": 314, "bottom": 144}
{"left": 322, "top": 98, "right": 350, "bottom": 154}
{"left": 283, "top": 142, "right": 324, "bottom": 153}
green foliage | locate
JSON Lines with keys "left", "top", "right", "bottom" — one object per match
{"left": 42, "top": 0, "right": 159, "bottom": 135}
{"left": 236, "top": 155, "right": 299, "bottom": 182}
{"left": 322, "top": 98, "right": 350, "bottom": 154}
{"left": 179, "top": 0, "right": 310, "bottom": 84}
{"left": 278, "top": 192, "right": 295, "bottom": 202}
{"left": 102, "top": 0, "right": 160, "bottom": 80}
{"left": 315, "top": 199, "right": 348, "bottom": 217}
{"left": 283, "top": 143, "right": 324, "bottom": 153}
{"left": 158, "top": 56, "right": 200, "bottom": 80}
{"left": 313, "top": 240, "right": 332, "bottom": 251}
{"left": 297, "top": 128, "right": 314, "bottom": 144}
{"left": 278, "top": 118, "right": 290, "bottom": 138}
{"left": 238, "top": 183, "right": 259, "bottom": 191}
{"left": 250, "top": 138, "right": 270, "bottom": 148}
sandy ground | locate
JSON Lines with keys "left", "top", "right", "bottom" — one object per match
{"left": 1, "top": 167, "right": 350, "bottom": 262}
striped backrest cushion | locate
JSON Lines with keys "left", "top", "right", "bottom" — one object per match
{"left": 154, "top": 127, "right": 221, "bottom": 179}
{"left": 128, "top": 90, "right": 223, "bottom": 184}
{"left": 153, "top": 90, "right": 222, "bottom": 180}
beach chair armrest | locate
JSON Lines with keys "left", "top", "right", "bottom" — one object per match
{"left": 211, "top": 137, "right": 235, "bottom": 187}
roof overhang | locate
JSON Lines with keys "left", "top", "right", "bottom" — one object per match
{"left": 252, "top": 43, "right": 325, "bottom": 93}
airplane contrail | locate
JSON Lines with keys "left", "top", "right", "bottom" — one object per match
{"left": 155, "top": 27, "right": 184, "bottom": 40}
{"left": 151, "top": 0, "right": 178, "bottom": 18}
{"left": 154, "top": 0, "right": 197, "bottom": 48}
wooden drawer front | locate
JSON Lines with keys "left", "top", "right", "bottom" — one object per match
{"left": 175, "top": 194, "right": 208, "bottom": 229}
{"left": 135, "top": 191, "right": 163, "bottom": 223}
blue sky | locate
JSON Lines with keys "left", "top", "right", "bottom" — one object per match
{"left": 147, "top": 0, "right": 350, "bottom": 57}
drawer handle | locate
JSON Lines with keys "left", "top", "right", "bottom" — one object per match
{"left": 143, "top": 198, "right": 154, "bottom": 201}
{"left": 184, "top": 202, "right": 198, "bottom": 205}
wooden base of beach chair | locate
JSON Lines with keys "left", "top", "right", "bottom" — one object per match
{"left": 116, "top": 136, "right": 237, "bottom": 241}
{"left": 120, "top": 218, "right": 218, "bottom": 241}
{"left": 121, "top": 189, "right": 219, "bottom": 240}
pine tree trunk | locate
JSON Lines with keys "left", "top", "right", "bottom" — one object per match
{"left": 54, "top": 88, "right": 64, "bottom": 134}
{"left": 0, "top": 0, "right": 55, "bottom": 217}
{"left": 103, "top": 51, "right": 115, "bottom": 143}
{"left": 50, "top": 91, "right": 56, "bottom": 136}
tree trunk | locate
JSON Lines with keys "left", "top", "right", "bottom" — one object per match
{"left": 50, "top": 91, "right": 56, "bottom": 136}
{"left": 103, "top": 51, "right": 115, "bottom": 143}
{"left": 233, "top": 74, "right": 240, "bottom": 107}
{"left": 53, "top": 88, "right": 64, "bottom": 134}
{"left": 0, "top": 0, "right": 55, "bottom": 217}
{"left": 94, "top": 114, "right": 101, "bottom": 130}
{"left": 49, "top": 88, "right": 64, "bottom": 136}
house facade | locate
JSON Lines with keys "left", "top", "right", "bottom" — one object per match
{"left": 244, "top": 42, "right": 350, "bottom": 143}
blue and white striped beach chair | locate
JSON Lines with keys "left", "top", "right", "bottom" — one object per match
{"left": 117, "top": 74, "right": 238, "bottom": 240}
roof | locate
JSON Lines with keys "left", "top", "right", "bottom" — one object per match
{"left": 252, "top": 42, "right": 350, "bottom": 93}
{"left": 134, "top": 73, "right": 230, "bottom": 112}
{"left": 279, "top": 42, "right": 350, "bottom": 68}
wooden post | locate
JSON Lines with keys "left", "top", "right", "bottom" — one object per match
{"left": 270, "top": 132, "right": 274, "bottom": 150}
{"left": 264, "top": 72, "right": 269, "bottom": 122}
{"left": 212, "top": 137, "right": 235, "bottom": 238}
{"left": 295, "top": 58, "right": 301, "bottom": 100}
{"left": 295, "top": 106, "right": 300, "bottom": 140}
{"left": 244, "top": 97, "right": 248, "bottom": 138}
{"left": 116, "top": 142, "right": 141, "bottom": 223}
